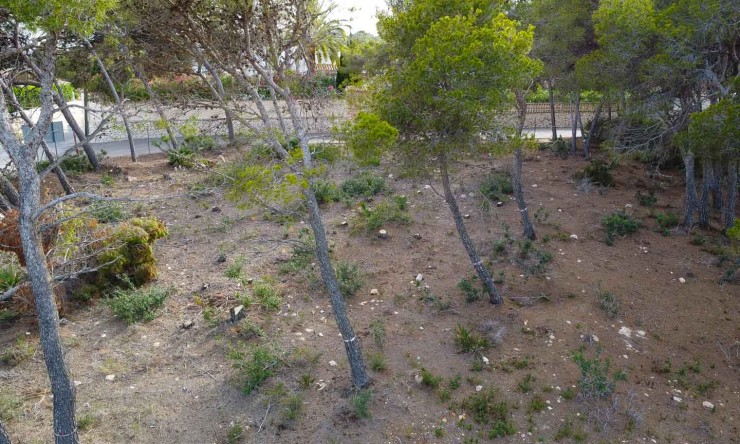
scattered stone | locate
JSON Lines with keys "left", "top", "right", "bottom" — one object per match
{"left": 74, "top": 380, "right": 82, "bottom": 386}
{"left": 341, "top": 220, "right": 348, "bottom": 226}
{"left": 230, "top": 305, "right": 246, "bottom": 323}
{"left": 216, "top": 253, "right": 227, "bottom": 263}
{"left": 481, "top": 356, "right": 490, "bottom": 365}
{"left": 475, "top": 385, "right": 483, "bottom": 392}
{"left": 678, "top": 277, "right": 686, "bottom": 284}
{"left": 163, "top": 173, "right": 173, "bottom": 180}
{"left": 625, "top": 203, "right": 633, "bottom": 208}
{"left": 570, "top": 234, "right": 579, "bottom": 240}
{"left": 329, "top": 360, "right": 337, "bottom": 367}
{"left": 463, "top": 213, "right": 471, "bottom": 219}
{"left": 105, "top": 374, "right": 116, "bottom": 382}
{"left": 414, "top": 233, "right": 422, "bottom": 240}
{"left": 201, "top": 283, "right": 209, "bottom": 291}
{"left": 702, "top": 401, "right": 714, "bottom": 409}
{"left": 212, "top": 206, "right": 222, "bottom": 213}
{"left": 672, "top": 396, "right": 682, "bottom": 403}
{"left": 496, "top": 201, "right": 504, "bottom": 207}
{"left": 378, "top": 229, "right": 388, "bottom": 239}
{"left": 618, "top": 326, "right": 633, "bottom": 338}
{"left": 181, "top": 320, "right": 195, "bottom": 330}
{"left": 415, "top": 374, "right": 423, "bottom": 384}
{"left": 59, "top": 318, "right": 70, "bottom": 326}
{"left": 415, "top": 273, "right": 424, "bottom": 283}
{"left": 245, "top": 278, "right": 254, "bottom": 284}
{"left": 370, "top": 289, "right": 379, "bottom": 295}
{"left": 125, "top": 175, "right": 137, "bottom": 182}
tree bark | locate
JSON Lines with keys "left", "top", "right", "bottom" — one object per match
{"left": 203, "top": 61, "right": 235, "bottom": 143}
{"left": 303, "top": 186, "right": 369, "bottom": 388}
{"left": 547, "top": 79, "right": 557, "bottom": 141}
{"left": 682, "top": 151, "right": 698, "bottom": 229}
{"left": 440, "top": 154, "right": 503, "bottom": 305}
{"left": 133, "top": 65, "right": 178, "bottom": 150}
{"left": 571, "top": 92, "right": 580, "bottom": 154}
{"left": 51, "top": 92, "right": 99, "bottom": 169}
{"left": 583, "top": 101, "right": 603, "bottom": 160}
{"left": 698, "top": 160, "right": 711, "bottom": 229}
{"left": 724, "top": 160, "right": 737, "bottom": 229}
{"left": 513, "top": 148, "right": 536, "bottom": 240}
{"left": 83, "top": 83, "right": 89, "bottom": 138}
{"left": 87, "top": 52, "right": 137, "bottom": 162}
{"left": 514, "top": 89, "right": 527, "bottom": 138}
{"left": 0, "top": 420, "right": 10, "bottom": 444}
{"left": 711, "top": 160, "right": 723, "bottom": 211}
{"left": 0, "top": 174, "right": 20, "bottom": 208}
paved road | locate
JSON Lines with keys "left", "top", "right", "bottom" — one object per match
{"left": 88, "top": 128, "right": 581, "bottom": 160}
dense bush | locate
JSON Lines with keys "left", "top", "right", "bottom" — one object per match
{"left": 336, "top": 262, "right": 364, "bottom": 298}
{"left": 480, "top": 171, "right": 513, "bottom": 202}
{"left": 580, "top": 160, "right": 615, "bottom": 187}
{"left": 341, "top": 173, "right": 387, "bottom": 197}
{"left": 13, "top": 83, "right": 76, "bottom": 109}
{"left": 94, "top": 217, "right": 168, "bottom": 286}
{"left": 602, "top": 211, "right": 639, "bottom": 245}
{"left": 341, "top": 112, "right": 398, "bottom": 166}
{"left": 36, "top": 153, "right": 94, "bottom": 175}
{"left": 105, "top": 285, "right": 169, "bottom": 324}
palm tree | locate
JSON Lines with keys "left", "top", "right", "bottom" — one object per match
{"left": 301, "top": 0, "right": 347, "bottom": 75}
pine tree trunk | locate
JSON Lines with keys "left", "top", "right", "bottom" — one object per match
{"left": 83, "top": 84, "right": 89, "bottom": 138}
{"left": 514, "top": 89, "right": 527, "bottom": 138}
{"left": 583, "top": 102, "right": 603, "bottom": 160}
{"left": 440, "top": 154, "right": 503, "bottom": 305}
{"left": 0, "top": 420, "right": 9, "bottom": 444}
{"left": 571, "top": 93, "right": 580, "bottom": 154}
{"left": 513, "top": 149, "right": 536, "bottom": 240}
{"left": 87, "top": 53, "right": 137, "bottom": 162}
{"left": 133, "top": 67, "right": 178, "bottom": 150}
{"left": 683, "top": 151, "right": 698, "bottom": 229}
{"left": 204, "top": 61, "right": 235, "bottom": 142}
{"left": 52, "top": 93, "right": 99, "bottom": 169}
{"left": 0, "top": 174, "right": 20, "bottom": 208}
{"left": 547, "top": 79, "right": 557, "bottom": 141}
{"left": 712, "top": 160, "right": 723, "bottom": 211}
{"left": 724, "top": 160, "right": 737, "bottom": 229}
{"left": 40, "top": 141, "right": 75, "bottom": 195}
{"left": 303, "top": 187, "right": 369, "bottom": 388}
{"left": 698, "top": 160, "right": 711, "bottom": 229}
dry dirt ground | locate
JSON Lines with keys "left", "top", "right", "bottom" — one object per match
{"left": 1, "top": 144, "right": 738, "bottom": 444}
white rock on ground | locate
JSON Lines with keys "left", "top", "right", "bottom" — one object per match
{"left": 702, "top": 401, "right": 714, "bottom": 409}
{"left": 370, "top": 289, "right": 379, "bottom": 295}
{"left": 105, "top": 374, "right": 116, "bottom": 382}
{"left": 416, "top": 273, "right": 424, "bottom": 282}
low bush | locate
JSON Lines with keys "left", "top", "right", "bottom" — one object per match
{"left": 597, "top": 287, "right": 620, "bottom": 318}
{"left": 580, "top": 160, "right": 614, "bottom": 187}
{"left": 549, "top": 137, "right": 569, "bottom": 159}
{"left": 105, "top": 285, "right": 169, "bottom": 324}
{"left": 252, "top": 279, "right": 281, "bottom": 311}
{"left": 572, "top": 350, "right": 625, "bottom": 400}
{"left": 455, "top": 324, "right": 489, "bottom": 353}
{"left": 0, "top": 337, "right": 35, "bottom": 366}
{"left": 36, "top": 153, "right": 93, "bottom": 175}
{"left": 656, "top": 211, "right": 679, "bottom": 234}
{"left": 352, "top": 389, "right": 373, "bottom": 419}
{"left": 353, "top": 199, "right": 410, "bottom": 233}
{"left": 602, "top": 211, "right": 639, "bottom": 245}
{"left": 479, "top": 171, "right": 513, "bottom": 202}
{"left": 88, "top": 201, "right": 129, "bottom": 224}
{"left": 341, "top": 173, "right": 387, "bottom": 198}
{"left": 458, "top": 277, "right": 482, "bottom": 302}
{"left": 336, "top": 262, "right": 364, "bottom": 298}
{"left": 636, "top": 190, "right": 657, "bottom": 207}
{"left": 229, "top": 344, "right": 281, "bottom": 395}
{"left": 460, "top": 386, "right": 516, "bottom": 437}
{"left": 312, "top": 179, "right": 340, "bottom": 205}
{"left": 167, "top": 147, "right": 197, "bottom": 168}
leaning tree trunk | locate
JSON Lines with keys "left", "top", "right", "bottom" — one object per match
{"left": 52, "top": 92, "right": 99, "bottom": 169}
{"left": 133, "top": 66, "right": 178, "bottom": 150}
{"left": 87, "top": 53, "right": 136, "bottom": 162}
{"left": 724, "top": 160, "right": 738, "bottom": 229}
{"left": 303, "top": 187, "right": 369, "bottom": 388}
{"left": 698, "top": 160, "right": 712, "bottom": 229}
{"left": 513, "top": 149, "right": 536, "bottom": 240}
{"left": 0, "top": 419, "right": 9, "bottom": 444}
{"left": 547, "top": 79, "right": 557, "bottom": 141}
{"left": 514, "top": 89, "right": 527, "bottom": 138}
{"left": 0, "top": 174, "right": 20, "bottom": 208}
{"left": 682, "top": 151, "right": 698, "bottom": 229}
{"left": 204, "top": 61, "right": 235, "bottom": 143}
{"left": 583, "top": 101, "right": 603, "bottom": 160}
{"left": 571, "top": 92, "right": 580, "bottom": 154}
{"left": 440, "top": 154, "right": 503, "bottom": 304}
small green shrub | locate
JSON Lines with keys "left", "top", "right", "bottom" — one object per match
{"left": 341, "top": 112, "right": 398, "bottom": 166}
{"left": 95, "top": 217, "right": 168, "bottom": 286}
{"left": 253, "top": 280, "right": 281, "bottom": 311}
{"left": 88, "top": 201, "right": 128, "bottom": 224}
{"left": 352, "top": 389, "right": 373, "bottom": 419}
{"left": 105, "top": 285, "right": 169, "bottom": 324}
{"left": 572, "top": 350, "right": 624, "bottom": 400}
{"left": 636, "top": 190, "right": 657, "bottom": 207}
{"left": 461, "top": 387, "right": 515, "bottom": 437}
{"left": 341, "top": 173, "right": 387, "bottom": 198}
{"left": 37, "top": 153, "right": 93, "bottom": 175}
{"left": 602, "top": 211, "right": 639, "bottom": 245}
{"left": 561, "top": 387, "right": 577, "bottom": 400}
{"left": 527, "top": 395, "right": 547, "bottom": 413}
{"left": 312, "top": 180, "right": 340, "bottom": 204}
{"left": 354, "top": 200, "right": 410, "bottom": 233}
{"left": 77, "top": 413, "right": 99, "bottom": 431}
{"left": 336, "top": 262, "right": 364, "bottom": 298}
{"left": 549, "top": 137, "right": 569, "bottom": 159}
{"left": 553, "top": 418, "right": 587, "bottom": 442}
{"left": 597, "top": 287, "right": 620, "bottom": 318}
{"left": 480, "top": 172, "right": 513, "bottom": 202}
{"left": 310, "top": 143, "right": 343, "bottom": 164}
{"left": 369, "top": 319, "right": 385, "bottom": 349}
{"left": 516, "top": 373, "right": 535, "bottom": 393}
{"left": 229, "top": 344, "right": 281, "bottom": 395}
{"left": 279, "top": 229, "right": 315, "bottom": 274}
{"left": 167, "top": 147, "right": 197, "bottom": 168}
{"left": 458, "top": 277, "right": 482, "bottom": 302}
{"left": 581, "top": 160, "right": 614, "bottom": 187}
{"left": 420, "top": 368, "right": 442, "bottom": 389}
{"left": 0, "top": 337, "right": 35, "bottom": 366}
{"left": 656, "top": 212, "right": 679, "bottom": 234}
{"left": 0, "top": 392, "right": 22, "bottom": 422}
{"left": 226, "top": 424, "right": 243, "bottom": 443}
{"left": 0, "top": 263, "right": 23, "bottom": 293}
{"left": 455, "top": 325, "right": 489, "bottom": 353}
{"left": 369, "top": 352, "right": 387, "bottom": 372}
{"left": 225, "top": 256, "right": 246, "bottom": 279}
{"left": 0, "top": 309, "right": 20, "bottom": 325}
